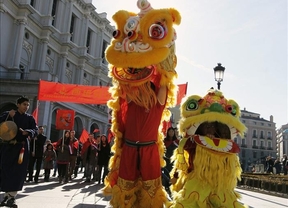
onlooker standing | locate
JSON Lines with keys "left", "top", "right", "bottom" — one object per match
{"left": 282, "top": 154, "right": 288, "bottom": 175}
{"left": 81, "top": 134, "right": 99, "bottom": 183}
{"left": 273, "top": 157, "right": 281, "bottom": 175}
{"left": 265, "top": 156, "right": 274, "bottom": 174}
{"left": 98, "top": 134, "right": 111, "bottom": 184}
{"left": 27, "top": 125, "right": 47, "bottom": 183}
{"left": 43, "top": 142, "right": 57, "bottom": 182}
{"left": 55, "top": 130, "right": 71, "bottom": 183}
{"left": 162, "top": 127, "right": 179, "bottom": 196}
{"left": 68, "top": 130, "right": 78, "bottom": 180}
{"left": 0, "top": 96, "right": 37, "bottom": 207}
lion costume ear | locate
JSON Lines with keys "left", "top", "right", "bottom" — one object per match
{"left": 169, "top": 8, "right": 181, "bottom": 25}
{"left": 112, "top": 10, "right": 137, "bottom": 27}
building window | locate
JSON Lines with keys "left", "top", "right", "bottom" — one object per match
{"left": 25, "top": 32, "right": 29, "bottom": 39}
{"left": 253, "top": 151, "right": 257, "bottom": 159}
{"left": 70, "top": 14, "right": 76, "bottom": 41}
{"left": 102, "top": 41, "right": 108, "bottom": 64}
{"left": 260, "top": 131, "right": 264, "bottom": 139}
{"left": 242, "top": 149, "right": 246, "bottom": 158}
{"left": 268, "top": 141, "right": 272, "bottom": 148}
{"left": 234, "top": 137, "right": 237, "bottom": 143}
{"left": 86, "top": 28, "right": 91, "bottom": 53}
{"left": 253, "top": 129, "right": 257, "bottom": 138}
{"left": 51, "top": 0, "right": 58, "bottom": 26}
{"left": 241, "top": 138, "right": 246, "bottom": 145}
{"left": 30, "top": 0, "right": 35, "bottom": 7}
{"left": 267, "top": 131, "right": 271, "bottom": 139}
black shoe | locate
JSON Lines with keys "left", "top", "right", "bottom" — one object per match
{"left": 84, "top": 179, "right": 91, "bottom": 183}
{"left": 6, "top": 197, "right": 16, "bottom": 207}
{"left": 0, "top": 196, "right": 8, "bottom": 206}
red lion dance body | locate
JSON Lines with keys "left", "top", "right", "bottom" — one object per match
{"left": 102, "top": 0, "right": 181, "bottom": 208}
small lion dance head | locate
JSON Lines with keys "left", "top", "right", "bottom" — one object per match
{"left": 169, "top": 88, "right": 247, "bottom": 208}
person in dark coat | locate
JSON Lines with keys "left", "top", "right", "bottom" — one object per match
{"left": 98, "top": 134, "right": 111, "bottom": 184}
{"left": 0, "top": 96, "right": 38, "bottom": 207}
{"left": 81, "top": 134, "right": 99, "bottom": 183}
{"left": 265, "top": 156, "right": 274, "bottom": 174}
{"left": 282, "top": 154, "right": 288, "bottom": 175}
{"left": 55, "top": 130, "right": 71, "bottom": 183}
{"left": 27, "top": 125, "right": 47, "bottom": 183}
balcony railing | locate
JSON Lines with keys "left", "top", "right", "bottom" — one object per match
{"left": 260, "top": 146, "right": 266, "bottom": 150}
{"left": 252, "top": 145, "right": 259, "bottom": 149}
{"left": 267, "top": 147, "right": 273, "bottom": 150}
{"left": 241, "top": 144, "right": 247, "bottom": 148}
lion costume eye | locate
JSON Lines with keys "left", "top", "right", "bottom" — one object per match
{"left": 186, "top": 100, "right": 199, "bottom": 111}
{"left": 113, "top": 30, "right": 121, "bottom": 39}
{"left": 149, "top": 22, "right": 166, "bottom": 39}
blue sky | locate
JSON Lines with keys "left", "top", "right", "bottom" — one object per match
{"left": 92, "top": 0, "right": 287, "bottom": 128}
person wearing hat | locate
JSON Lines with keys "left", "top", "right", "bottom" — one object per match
{"left": 0, "top": 96, "right": 38, "bottom": 207}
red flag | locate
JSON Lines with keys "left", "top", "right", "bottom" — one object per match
{"left": 107, "top": 128, "right": 114, "bottom": 143}
{"left": 177, "top": 83, "right": 188, "bottom": 105}
{"left": 32, "top": 106, "right": 39, "bottom": 124}
{"left": 162, "top": 120, "right": 172, "bottom": 136}
{"left": 93, "top": 129, "right": 100, "bottom": 133}
{"left": 55, "top": 109, "right": 75, "bottom": 130}
{"left": 79, "top": 129, "right": 89, "bottom": 144}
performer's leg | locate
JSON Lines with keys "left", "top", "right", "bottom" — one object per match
{"left": 109, "top": 146, "right": 139, "bottom": 208}
{"left": 137, "top": 145, "right": 167, "bottom": 208}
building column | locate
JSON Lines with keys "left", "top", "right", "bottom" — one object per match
{"left": 13, "top": 19, "right": 27, "bottom": 68}
{"left": 38, "top": 38, "right": 49, "bottom": 71}
{"left": 58, "top": 53, "right": 68, "bottom": 82}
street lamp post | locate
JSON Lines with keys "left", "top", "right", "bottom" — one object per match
{"left": 213, "top": 63, "right": 225, "bottom": 90}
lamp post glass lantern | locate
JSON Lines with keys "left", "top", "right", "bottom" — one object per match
{"left": 214, "top": 63, "right": 225, "bottom": 90}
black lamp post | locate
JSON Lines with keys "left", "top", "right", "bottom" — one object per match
{"left": 213, "top": 63, "right": 225, "bottom": 90}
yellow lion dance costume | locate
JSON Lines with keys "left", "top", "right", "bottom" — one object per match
{"left": 102, "top": 1, "right": 181, "bottom": 208}
{"left": 168, "top": 88, "right": 247, "bottom": 208}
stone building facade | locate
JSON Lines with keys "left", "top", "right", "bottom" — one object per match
{"left": 0, "top": 0, "right": 114, "bottom": 140}
{"left": 236, "top": 108, "right": 277, "bottom": 171}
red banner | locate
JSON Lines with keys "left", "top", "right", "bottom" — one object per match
{"left": 55, "top": 109, "right": 75, "bottom": 130}
{"left": 38, "top": 80, "right": 188, "bottom": 106}
{"left": 38, "top": 80, "right": 110, "bottom": 104}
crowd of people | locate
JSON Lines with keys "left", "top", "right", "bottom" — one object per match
{"left": 26, "top": 129, "right": 112, "bottom": 184}
{"left": 0, "top": 96, "right": 112, "bottom": 207}
{"left": 264, "top": 154, "right": 288, "bottom": 175}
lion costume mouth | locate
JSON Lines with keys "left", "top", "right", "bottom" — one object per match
{"left": 112, "top": 66, "right": 155, "bottom": 83}
{"left": 195, "top": 121, "right": 231, "bottom": 140}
